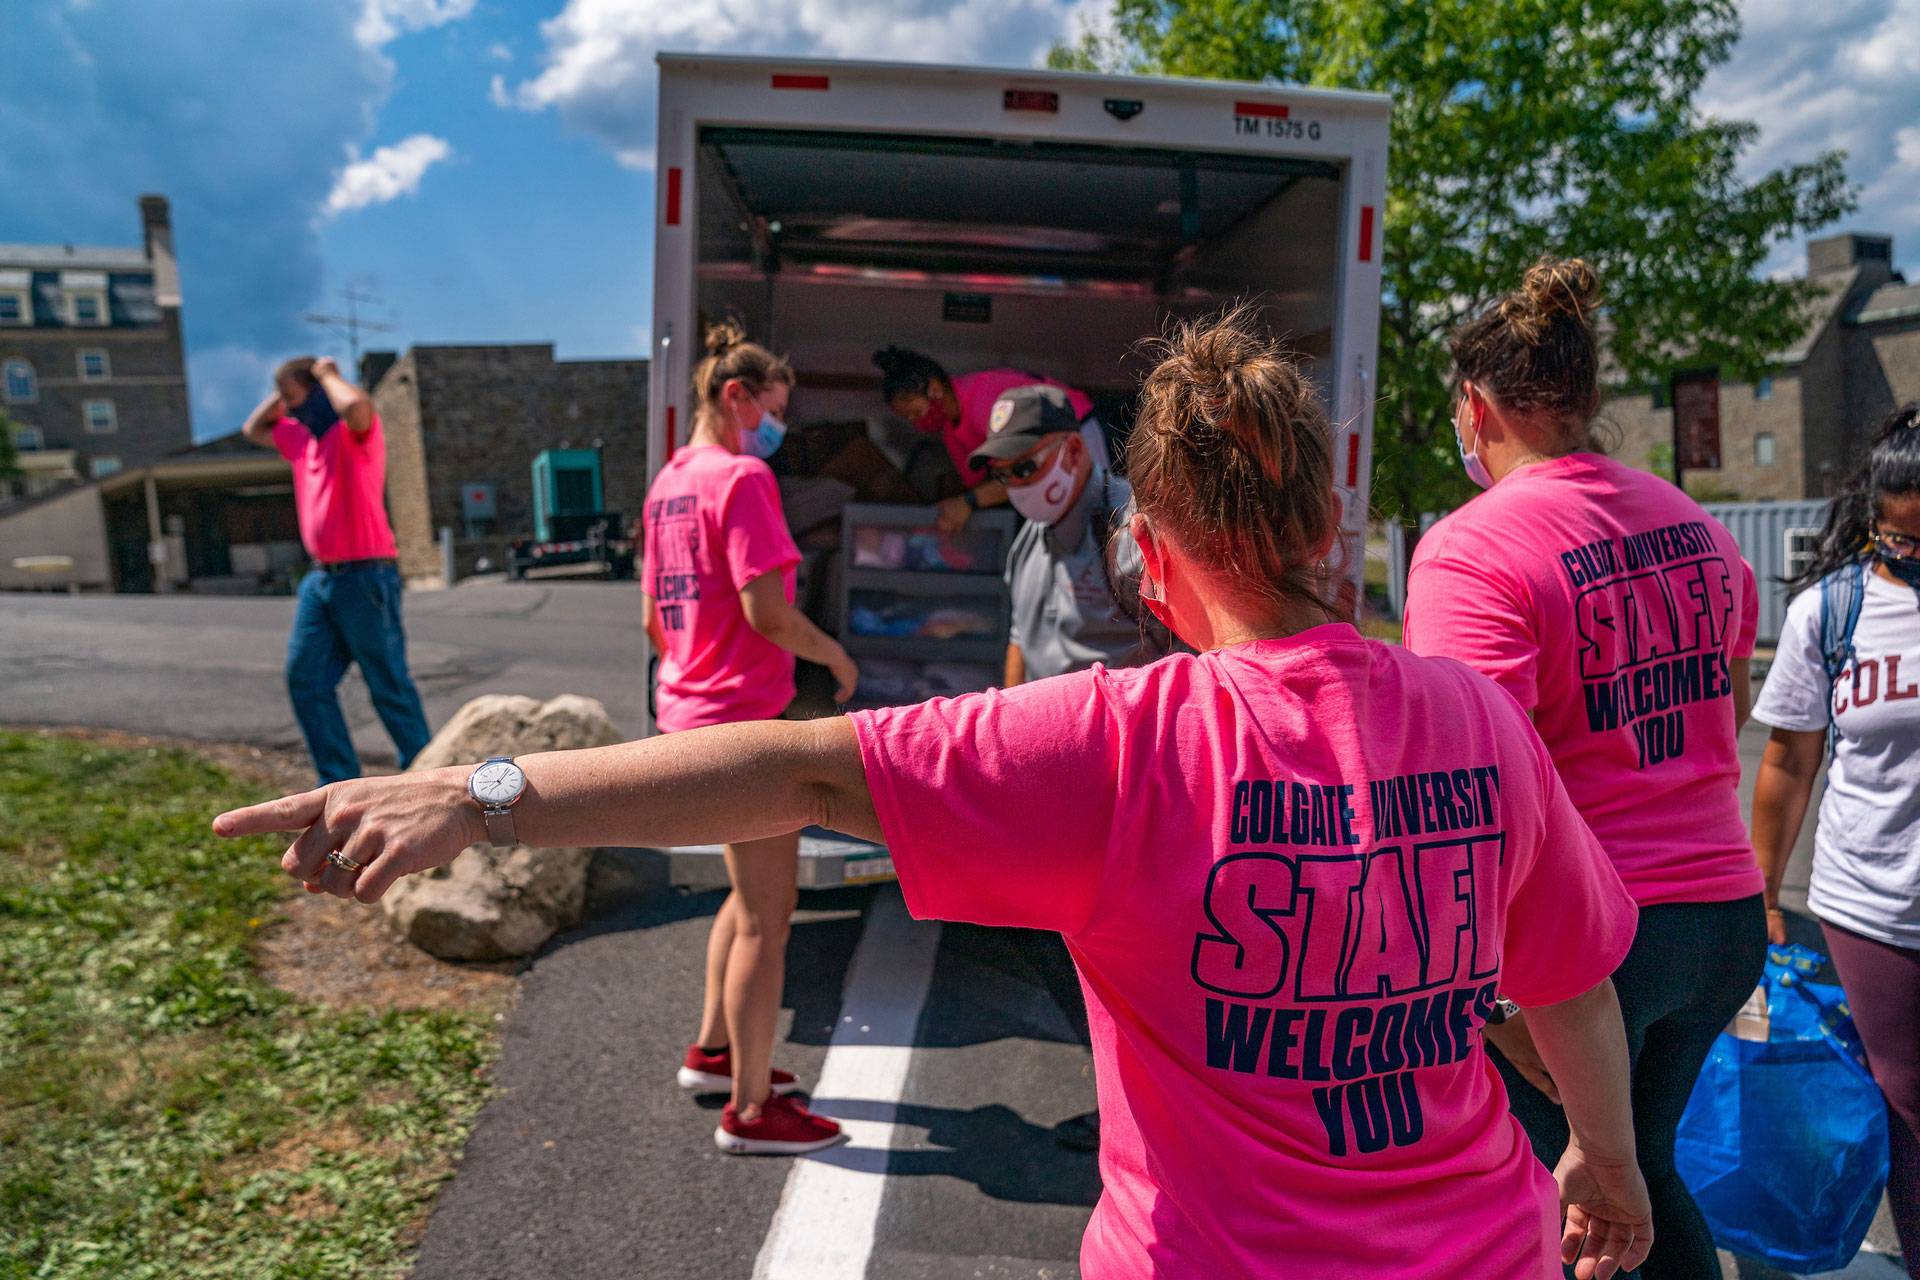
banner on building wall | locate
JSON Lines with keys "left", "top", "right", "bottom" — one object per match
{"left": 1672, "top": 369, "right": 1723, "bottom": 471}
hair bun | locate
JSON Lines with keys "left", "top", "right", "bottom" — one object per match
{"left": 704, "top": 318, "right": 749, "bottom": 358}
{"left": 1500, "top": 257, "right": 1599, "bottom": 341}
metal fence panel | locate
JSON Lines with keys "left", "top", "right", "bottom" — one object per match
{"left": 1700, "top": 500, "right": 1830, "bottom": 648}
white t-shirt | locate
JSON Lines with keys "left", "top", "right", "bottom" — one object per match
{"left": 1754, "top": 565, "right": 1920, "bottom": 947}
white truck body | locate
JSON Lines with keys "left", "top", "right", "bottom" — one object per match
{"left": 646, "top": 54, "right": 1390, "bottom": 885}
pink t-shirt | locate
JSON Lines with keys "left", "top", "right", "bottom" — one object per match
{"left": 851, "top": 626, "right": 1637, "bottom": 1279}
{"left": 272, "top": 414, "right": 398, "bottom": 563}
{"left": 1404, "top": 453, "right": 1762, "bottom": 907}
{"left": 642, "top": 445, "right": 801, "bottom": 732}
{"left": 944, "top": 369, "right": 1095, "bottom": 484}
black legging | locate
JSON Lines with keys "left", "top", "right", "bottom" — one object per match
{"left": 1492, "top": 895, "right": 1767, "bottom": 1280}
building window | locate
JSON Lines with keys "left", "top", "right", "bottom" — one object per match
{"left": 4, "top": 359, "right": 35, "bottom": 403}
{"left": 68, "top": 290, "right": 108, "bottom": 326}
{"left": 91, "top": 456, "right": 122, "bottom": 478}
{"left": 78, "top": 349, "right": 110, "bottom": 380}
{"left": 83, "top": 399, "right": 116, "bottom": 434}
{"left": 12, "top": 424, "right": 42, "bottom": 451}
{"left": 1755, "top": 432, "right": 1777, "bottom": 467}
{"left": 1754, "top": 375, "right": 1774, "bottom": 401}
{"left": 0, "top": 290, "right": 28, "bottom": 326}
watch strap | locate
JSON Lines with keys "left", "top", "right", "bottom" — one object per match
{"left": 482, "top": 807, "right": 517, "bottom": 847}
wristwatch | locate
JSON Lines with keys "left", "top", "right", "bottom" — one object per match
{"left": 962, "top": 489, "right": 981, "bottom": 510}
{"left": 467, "top": 755, "right": 528, "bottom": 846}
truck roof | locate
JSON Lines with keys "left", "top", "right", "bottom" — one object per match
{"left": 654, "top": 51, "right": 1394, "bottom": 115}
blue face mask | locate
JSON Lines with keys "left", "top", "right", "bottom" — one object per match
{"left": 741, "top": 409, "right": 786, "bottom": 460}
{"left": 292, "top": 383, "right": 339, "bottom": 437}
{"left": 1883, "top": 552, "right": 1920, "bottom": 602}
{"left": 1456, "top": 405, "right": 1494, "bottom": 490}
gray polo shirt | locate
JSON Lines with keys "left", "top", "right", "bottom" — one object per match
{"left": 1005, "top": 466, "right": 1164, "bottom": 680}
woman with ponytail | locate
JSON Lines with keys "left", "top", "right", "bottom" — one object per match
{"left": 1751, "top": 405, "right": 1920, "bottom": 1275}
{"left": 871, "top": 345, "right": 1106, "bottom": 532}
{"left": 1405, "top": 259, "right": 1766, "bottom": 1278}
{"left": 641, "top": 319, "right": 857, "bottom": 1154}
{"left": 219, "top": 311, "right": 1654, "bottom": 1278}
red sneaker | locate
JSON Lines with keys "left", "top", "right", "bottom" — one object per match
{"left": 676, "top": 1044, "right": 801, "bottom": 1096}
{"left": 715, "top": 1093, "right": 844, "bottom": 1155}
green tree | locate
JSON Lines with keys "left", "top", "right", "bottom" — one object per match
{"left": 1052, "top": 0, "right": 1853, "bottom": 528}
{"left": 0, "top": 411, "right": 22, "bottom": 486}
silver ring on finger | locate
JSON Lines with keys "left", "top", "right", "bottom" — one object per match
{"left": 326, "top": 850, "right": 366, "bottom": 874}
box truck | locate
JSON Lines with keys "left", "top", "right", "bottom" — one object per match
{"left": 645, "top": 54, "right": 1389, "bottom": 884}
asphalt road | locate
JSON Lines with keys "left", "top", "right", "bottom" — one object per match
{"left": 0, "top": 582, "right": 1900, "bottom": 1277}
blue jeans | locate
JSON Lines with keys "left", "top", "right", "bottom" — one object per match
{"left": 286, "top": 563, "right": 432, "bottom": 784}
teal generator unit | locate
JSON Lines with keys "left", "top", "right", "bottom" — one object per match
{"left": 531, "top": 449, "right": 604, "bottom": 543}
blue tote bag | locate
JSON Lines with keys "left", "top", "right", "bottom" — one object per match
{"left": 1674, "top": 944, "right": 1890, "bottom": 1273}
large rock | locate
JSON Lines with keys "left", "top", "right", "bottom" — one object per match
{"left": 382, "top": 694, "right": 624, "bottom": 961}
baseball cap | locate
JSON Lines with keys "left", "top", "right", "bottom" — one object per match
{"left": 966, "top": 384, "right": 1081, "bottom": 471}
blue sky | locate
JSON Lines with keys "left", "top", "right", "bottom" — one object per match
{"left": 3, "top": 0, "right": 1915, "bottom": 442}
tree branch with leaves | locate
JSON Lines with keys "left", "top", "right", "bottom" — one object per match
{"left": 1053, "top": 0, "right": 1853, "bottom": 529}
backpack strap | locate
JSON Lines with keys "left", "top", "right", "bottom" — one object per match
{"left": 1817, "top": 559, "right": 1867, "bottom": 751}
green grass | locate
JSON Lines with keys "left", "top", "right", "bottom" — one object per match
{"left": 0, "top": 732, "right": 499, "bottom": 1280}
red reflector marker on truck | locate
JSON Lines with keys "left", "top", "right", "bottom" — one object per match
{"left": 664, "top": 167, "right": 682, "bottom": 226}
{"left": 1233, "top": 100, "right": 1289, "bottom": 119}
{"left": 1359, "top": 205, "right": 1375, "bottom": 262}
{"left": 1004, "top": 89, "right": 1059, "bottom": 113}
{"left": 772, "top": 74, "right": 830, "bottom": 91}
{"left": 1346, "top": 432, "right": 1361, "bottom": 487}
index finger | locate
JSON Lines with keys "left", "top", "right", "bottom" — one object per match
{"left": 213, "top": 789, "right": 328, "bottom": 838}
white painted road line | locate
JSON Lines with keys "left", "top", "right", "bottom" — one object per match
{"left": 752, "top": 886, "right": 942, "bottom": 1280}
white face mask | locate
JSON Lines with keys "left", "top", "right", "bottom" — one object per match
{"left": 1007, "top": 442, "right": 1078, "bottom": 525}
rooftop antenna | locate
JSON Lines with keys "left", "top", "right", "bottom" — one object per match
{"left": 304, "top": 282, "right": 394, "bottom": 371}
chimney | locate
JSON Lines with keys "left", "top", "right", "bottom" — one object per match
{"left": 1808, "top": 232, "right": 1895, "bottom": 279}
{"left": 139, "top": 193, "right": 181, "bottom": 308}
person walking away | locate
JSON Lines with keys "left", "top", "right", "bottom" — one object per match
{"left": 241, "top": 356, "right": 430, "bottom": 785}
{"left": 969, "top": 383, "right": 1171, "bottom": 1149}
{"left": 1404, "top": 258, "right": 1766, "bottom": 1279}
{"left": 872, "top": 346, "right": 1110, "bottom": 532}
{"left": 643, "top": 320, "right": 860, "bottom": 1155}
{"left": 220, "top": 312, "right": 1656, "bottom": 1279}
{"left": 1749, "top": 405, "right": 1920, "bottom": 1278}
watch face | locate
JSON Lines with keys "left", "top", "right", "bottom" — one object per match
{"left": 469, "top": 760, "right": 526, "bottom": 806}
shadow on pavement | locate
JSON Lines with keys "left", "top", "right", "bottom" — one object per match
{"left": 799, "top": 1097, "right": 1103, "bottom": 1208}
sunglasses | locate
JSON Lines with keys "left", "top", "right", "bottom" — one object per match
{"left": 1872, "top": 528, "right": 1920, "bottom": 561}
{"left": 988, "top": 438, "right": 1065, "bottom": 483}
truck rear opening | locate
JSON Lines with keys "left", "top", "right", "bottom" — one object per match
{"left": 647, "top": 55, "right": 1388, "bottom": 885}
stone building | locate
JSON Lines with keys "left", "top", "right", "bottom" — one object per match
{"left": 0, "top": 195, "right": 191, "bottom": 478}
{"left": 367, "top": 344, "right": 649, "bottom": 580}
{"left": 1603, "top": 232, "right": 1920, "bottom": 500}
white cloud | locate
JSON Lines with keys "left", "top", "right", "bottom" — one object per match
{"left": 497, "top": 0, "right": 1082, "bottom": 169}
{"left": 189, "top": 345, "right": 280, "bottom": 423}
{"left": 1701, "top": 0, "right": 1920, "bottom": 277}
{"left": 486, "top": 40, "right": 514, "bottom": 61}
{"left": 325, "top": 134, "right": 453, "bottom": 216}
{"left": 355, "top": 0, "right": 476, "bottom": 48}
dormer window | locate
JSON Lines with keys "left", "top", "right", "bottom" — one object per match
{"left": 61, "top": 271, "right": 109, "bottom": 326}
{"left": 0, "top": 269, "right": 29, "bottom": 326}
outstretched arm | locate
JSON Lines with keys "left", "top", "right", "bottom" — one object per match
{"left": 213, "top": 717, "right": 877, "bottom": 903}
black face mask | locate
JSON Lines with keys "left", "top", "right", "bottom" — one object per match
{"left": 1882, "top": 553, "right": 1920, "bottom": 606}
{"left": 291, "top": 383, "right": 339, "bottom": 437}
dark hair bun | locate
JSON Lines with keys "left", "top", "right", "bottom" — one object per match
{"left": 1500, "top": 257, "right": 1599, "bottom": 342}
{"left": 704, "top": 318, "right": 749, "bottom": 358}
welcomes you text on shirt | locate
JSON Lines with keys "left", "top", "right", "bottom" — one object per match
{"left": 1562, "top": 519, "right": 1738, "bottom": 767}
{"left": 1192, "top": 768, "right": 1506, "bottom": 1159}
